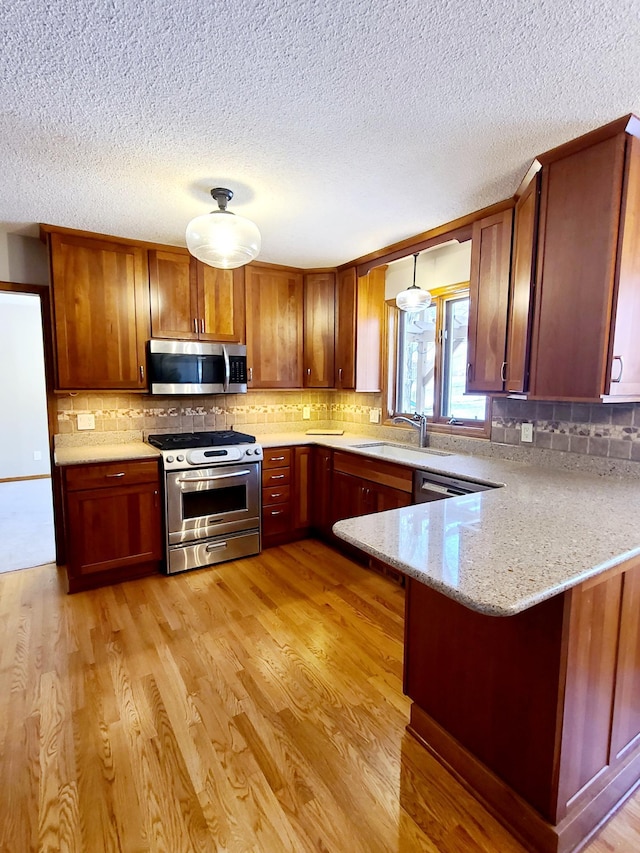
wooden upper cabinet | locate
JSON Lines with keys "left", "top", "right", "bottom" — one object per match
{"left": 245, "top": 264, "right": 304, "bottom": 388}
{"left": 335, "top": 266, "right": 385, "bottom": 391}
{"left": 335, "top": 267, "right": 357, "bottom": 389}
{"left": 467, "top": 208, "right": 513, "bottom": 393}
{"left": 504, "top": 171, "right": 541, "bottom": 394}
{"left": 529, "top": 124, "right": 640, "bottom": 401}
{"left": 149, "top": 248, "right": 245, "bottom": 343}
{"left": 148, "top": 248, "right": 198, "bottom": 339}
{"left": 48, "top": 231, "right": 150, "bottom": 391}
{"left": 197, "top": 265, "right": 246, "bottom": 343}
{"left": 303, "top": 272, "right": 335, "bottom": 387}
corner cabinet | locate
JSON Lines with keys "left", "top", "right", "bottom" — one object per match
{"left": 45, "top": 229, "right": 150, "bottom": 391}
{"left": 529, "top": 122, "right": 640, "bottom": 401}
{"left": 62, "top": 458, "right": 163, "bottom": 592}
{"left": 245, "top": 264, "right": 304, "bottom": 388}
{"left": 335, "top": 266, "right": 386, "bottom": 391}
{"left": 466, "top": 208, "right": 513, "bottom": 394}
{"left": 149, "top": 247, "right": 245, "bottom": 343}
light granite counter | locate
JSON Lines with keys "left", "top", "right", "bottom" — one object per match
{"left": 54, "top": 442, "right": 161, "bottom": 466}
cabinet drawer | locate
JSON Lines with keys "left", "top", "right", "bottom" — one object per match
{"left": 64, "top": 459, "right": 159, "bottom": 491}
{"left": 263, "top": 448, "right": 292, "bottom": 469}
{"left": 263, "top": 504, "right": 292, "bottom": 537}
{"left": 262, "top": 484, "right": 290, "bottom": 505}
{"left": 262, "top": 467, "right": 291, "bottom": 488}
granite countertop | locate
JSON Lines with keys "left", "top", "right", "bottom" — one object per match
{"left": 54, "top": 442, "right": 161, "bottom": 466}
{"left": 54, "top": 430, "right": 640, "bottom": 617}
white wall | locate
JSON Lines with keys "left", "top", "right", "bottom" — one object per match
{"left": 0, "top": 231, "right": 49, "bottom": 286}
{"left": 384, "top": 240, "right": 472, "bottom": 299}
{"left": 0, "top": 293, "right": 50, "bottom": 478}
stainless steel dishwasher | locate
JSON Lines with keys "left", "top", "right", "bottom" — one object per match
{"left": 412, "top": 469, "right": 499, "bottom": 502}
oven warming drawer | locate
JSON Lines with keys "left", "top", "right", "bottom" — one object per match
{"left": 167, "top": 529, "right": 260, "bottom": 575}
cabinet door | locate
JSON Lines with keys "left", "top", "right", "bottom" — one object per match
{"left": 607, "top": 135, "right": 640, "bottom": 398}
{"left": 303, "top": 272, "right": 335, "bottom": 387}
{"left": 197, "top": 265, "right": 246, "bottom": 343}
{"left": 367, "top": 481, "right": 412, "bottom": 513}
{"left": 149, "top": 248, "right": 198, "bottom": 339}
{"left": 610, "top": 569, "right": 640, "bottom": 761}
{"left": 529, "top": 134, "right": 626, "bottom": 400}
{"left": 66, "top": 482, "right": 162, "bottom": 578}
{"left": 332, "top": 471, "right": 368, "bottom": 524}
{"left": 50, "top": 232, "right": 150, "bottom": 390}
{"left": 467, "top": 209, "right": 513, "bottom": 393}
{"left": 293, "top": 446, "right": 312, "bottom": 530}
{"left": 505, "top": 173, "right": 540, "bottom": 394}
{"left": 335, "top": 267, "right": 357, "bottom": 389}
{"left": 311, "top": 446, "right": 333, "bottom": 534}
{"left": 245, "top": 265, "right": 303, "bottom": 388}
{"left": 355, "top": 267, "right": 385, "bottom": 392}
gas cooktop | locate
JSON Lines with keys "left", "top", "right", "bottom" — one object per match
{"left": 147, "top": 430, "right": 256, "bottom": 451}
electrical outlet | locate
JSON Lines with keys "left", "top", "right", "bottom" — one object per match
{"left": 302, "top": 405, "right": 311, "bottom": 420}
{"left": 33, "top": 450, "right": 42, "bottom": 461}
{"left": 369, "top": 408, "right": 381, "bottom": 424}
{"left": 521, "top": 422, "right": 534, "bottom": 443}
{"left": 77, "top": 413, "right": 95, "bottom": 430}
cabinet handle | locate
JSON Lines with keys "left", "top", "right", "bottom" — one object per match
{"left": 500, "top": 361, "right": 507, "bottom": 382}
{"left": 270, "top": 474, "right": 286, "bottom": 480}
{"left": 106, "top": 472, "right": 126, "bottom": 478}
{"left": 200, "top": 318, "right": 205, "bottom": 334}
{"left": 306, "top": 368, "right": 311, "bottom": 376}
{"left": 467, "top": 362, "right": 473, "bottom": 383}
{"left": 270, "top": 456, "right": 285, "bottom": 462}
{"left": 338, "top": 367, "right": 343, "bottom": 382}
{"left": 193, "top": 318, "right": 198, "bottom": 334}
{"left": 139, "top": 364, "right": 145, "bottom": 382}
{"left": 271, "top": 510, "right": 283, "bottom": 516}
{"left": 270, "top": 492, "right": 282, "bottom": 498}
{"left": 248, "top": 367, "right": 253, "bottom": 382}
{"left": 612, "top": 355, "right": 624, "bottom": 383}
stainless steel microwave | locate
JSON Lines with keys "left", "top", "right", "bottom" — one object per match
{"left": 147, "top": 340, "right": 247, "bottom": 395}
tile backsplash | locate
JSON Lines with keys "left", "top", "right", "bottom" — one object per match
{"left": 54, "top": 390, "right": 384, "bottom": 445}
{"left": 54, "top": 390, "right": 640, "bottom": 466}
{"left": 491, "top": 398, "right": 640, "bottom": 462}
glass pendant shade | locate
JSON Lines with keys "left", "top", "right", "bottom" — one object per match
{"left": 395, "top": 252, "right": 431, "bottom": 312}
{"left": 186, "top": 188, "right": 261, "bottom": 269}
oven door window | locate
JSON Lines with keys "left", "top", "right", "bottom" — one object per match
{"left": 182, "top": 484, "right": 247, "bottom": 518}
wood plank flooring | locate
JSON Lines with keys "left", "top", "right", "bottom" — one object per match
{"left": 1, "top": 539, "right": 639, "bottom": 852}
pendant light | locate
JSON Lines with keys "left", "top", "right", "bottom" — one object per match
{"left": 395, "top": 252, "right": 432, "bottom": 312}
{"left": 185, "top": 187, "right": 261, "bottom": 269}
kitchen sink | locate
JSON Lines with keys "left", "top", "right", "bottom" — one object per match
{"left": 351, "top": 442, "right": 452, "bottom": 461}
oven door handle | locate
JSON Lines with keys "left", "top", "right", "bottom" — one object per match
{"left": 176, "top": 470, "right": 251, "bottom": 484}
{"left": 223, "top": 345, "right": 230, "bottom": 392}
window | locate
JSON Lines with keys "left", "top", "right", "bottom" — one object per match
{"left": 390, "top": 283, "right": 488, "bottom": 432}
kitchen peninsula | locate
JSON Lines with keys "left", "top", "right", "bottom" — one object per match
{"left": 332, "top": 449, "right": 640, "bottom": 853}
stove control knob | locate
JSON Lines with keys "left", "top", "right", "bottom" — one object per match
{"left": 177, "top": 454, "right": 185, "bottom": 462}
{"left": 166, "top": 455, "right": 175, "bottom": 463}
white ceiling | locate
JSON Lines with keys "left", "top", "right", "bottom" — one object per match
{"left": 1, "top": 0, "right": 640, "bottom": 268}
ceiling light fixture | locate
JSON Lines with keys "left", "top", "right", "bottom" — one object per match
{"left": 185, "top": 187, "right": 261, "bottom": 269}
{"left": 395, "top": 252, "right": 432, "bottom": 312}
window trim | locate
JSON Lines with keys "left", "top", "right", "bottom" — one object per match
{"left": 384, "top": 283, "right": 491, "bottom": 440}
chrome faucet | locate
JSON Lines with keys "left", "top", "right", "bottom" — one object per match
{"left": 392, "top": 413, "right": 428, "bottom": 448}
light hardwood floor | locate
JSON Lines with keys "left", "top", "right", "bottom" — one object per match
{"left": 1, "top": 539, "right": 639, "bottom": 852}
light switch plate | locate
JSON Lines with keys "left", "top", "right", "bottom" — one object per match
{"left": 302, "top": 406, "right": 311, "bottom": 420}
{"left": 521, "top": 422, "right": 534, "bottom": 443}
{"left": 77, "top": 413, "right": 95, "bottom": 430}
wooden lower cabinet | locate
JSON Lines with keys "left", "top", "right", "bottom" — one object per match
{"left": 404, "top": 554, "right": 640, "bottom": 853}
{"left": 62, "top": 459, "right": 163, "bottom": 592}
{"left": 261, "top": 446, "right": 312, "bottom": 547}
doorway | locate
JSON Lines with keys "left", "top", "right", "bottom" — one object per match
{"left": 0, "top": 288, "right": 55, "bottom": 572}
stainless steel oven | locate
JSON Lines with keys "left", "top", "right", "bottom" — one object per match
{"left": 147, "top": 430, "right": 263, "bottom": 574}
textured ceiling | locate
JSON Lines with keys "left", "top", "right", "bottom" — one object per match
{"left": 1, "top": 0, "right": 640, "bottom": 267}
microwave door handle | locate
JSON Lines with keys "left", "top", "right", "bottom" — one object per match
{"left": 223, "top": 345, "right": 230, "bottom": 392}
{"left": 176, "top": 470, "right": 251, "bottom": 484}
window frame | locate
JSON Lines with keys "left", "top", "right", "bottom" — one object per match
{"left": 384, "top": 281, "right": 491, "bottom": 439}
